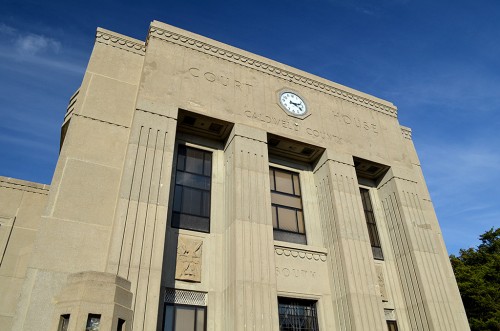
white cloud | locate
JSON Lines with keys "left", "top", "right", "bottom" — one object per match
{"left": 0, "top": 23, "right": 62, "bottom": 56}
{"left": 0, "top": 23, "right": 84, "bottom": 74}
{"left": 15, "top": 34, "right": 61, "bottom": 56}
{"left": 0, "top": 23, "right": 17, "bottom": 35}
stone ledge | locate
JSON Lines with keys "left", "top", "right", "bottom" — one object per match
{"left": 0, "top": 176, "right": 49, "bottom": 195}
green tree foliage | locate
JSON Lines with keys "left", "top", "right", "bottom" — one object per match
{"left": 450, "top": 227, "right": 500, "bottom": 331}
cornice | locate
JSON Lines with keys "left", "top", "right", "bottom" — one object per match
{"left": 401, "top": 126, "right": 412, "bottom": 140}
{"left": 0, "top": 177, "right": 50, "bottom": 195}
{"left": 96, "top": 29, "right": 145, "bottom": 56}
{"left": 147, "top": 25, "right": 398, "bottom": 118}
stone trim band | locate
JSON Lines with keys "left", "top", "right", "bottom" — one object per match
{"left": 148, "top": 25, "right": 398, "bottom": 119}
{"left": 96, "top": 29, "right": 146, "bottom": 55}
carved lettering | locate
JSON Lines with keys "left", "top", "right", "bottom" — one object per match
{"left": 188, "top": 67, "right": 253, "bottom": 93}
{"left": 305, "top": 127, "right": 342, "bottom": 143}
{"left": 175, "top": 237, "right": 203, "bottom": 282}
{"left": 204, "top": 72, "right": 216, "bottom": 82}
{"left": 275, "top": 267, "right": 316, "bottom": 279}
{"left": 244, "top": 111, "right": 299, "bottom": 132}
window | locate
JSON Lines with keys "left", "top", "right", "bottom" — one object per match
{"left": 278, "top": 297, "right": 319, "bottom": 331}
{"left": 163, "top": 304, "right": 206, "bottom": 331}
{"left": 270, "top": 167, "right": 306, "bottom": 245}
{"left": 58, "top": 314, "right": 70, "bottom": 331}
{"left": 86, "top": 314, "right": 101, "bottom": 331}
{"left": 117, "top": 318, "right": 126, "bottom": 331}
{"left": 387, "top": 320, "right": 399, "bottom": 331}
{"left": 359, "top": 188, "right": 384, "bottom": 260}
{"left": 171, "top": 145, "right": 212, "bottom": 233}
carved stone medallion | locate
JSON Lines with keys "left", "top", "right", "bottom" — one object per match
{"left": 175, "top": 237, "right": 203, "bottom": 282}
{"left": 376, "top": 264, "right": 388, "bottom": 302}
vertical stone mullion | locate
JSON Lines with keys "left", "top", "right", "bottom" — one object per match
{"left": 222, "top": 124, "right": 278, "bottom": 331}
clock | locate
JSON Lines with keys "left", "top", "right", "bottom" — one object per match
{"left": 279, "top": 91, "right": 308, "bottom": 116}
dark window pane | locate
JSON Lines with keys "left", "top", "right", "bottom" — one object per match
{"left": 86, "top": 314, "right": 101, "bottom": 331}
{"left": 172, "top": 146, "right": 212, "bottom": 233}
{"left": 203, "top": 153, "right": 212, "bottom": 176}
{"left": 278, "top": 297, "right": 319, "bottom": 331}
{"left": 185, "top": 148, "right": 205, "bottom": 174}
{"left": 181, "top": 187, "right": 203, "bottom": 216}
{"left": 201, "top": 191, "right": 211, "bottom": 217}
{"left": 173, "top": 186, "right": 183, "bottom": 212}
{"left": 176, "top": 172, "right": 211, "bottom": 190}
{"left": 172, "top": 213, "right": 210, "bottom": 233}
{"left": 58, "top": 315, "right": 70, "bottom": 331}
{"left": 164, "top": 305, "right": 174, "bottom": 331}
{"left": 360, "top": 188, "right": 383, "bottom": 260}
{"left": 177, "top": 146, "right": 186, "bottom": 171}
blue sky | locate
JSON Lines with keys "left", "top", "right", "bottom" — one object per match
{"left": 1, "top": 0, "right": 499, "bottom": 255}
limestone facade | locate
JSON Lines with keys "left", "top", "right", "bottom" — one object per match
{"left": 0, "top": 21, "right": 469, "bottom": 330}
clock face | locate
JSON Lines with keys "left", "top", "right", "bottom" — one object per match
{"left": 279, "top": 92, "right": 307, "bottom": 116}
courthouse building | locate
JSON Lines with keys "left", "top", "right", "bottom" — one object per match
{"left": 0, "top": 21, "right": 469, "bottom": 331}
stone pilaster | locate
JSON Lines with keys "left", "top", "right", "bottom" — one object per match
{"left": 377, "top": 168, "right": 470, "bottom": 331}
{"left": 313, "top": 150, "right": 386, "bottom": 331}
{"left": 222, "top": 124, "right": 279, "bottom": 331}
{"left": 105, "top": 109, "right": 177, "bottom": 331}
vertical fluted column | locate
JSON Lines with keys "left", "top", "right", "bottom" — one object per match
{"left": 377, "top": 169, "right": 470, "bottom": 331}
{"left": 105, "top": 109, "right": 177, "bottom": 331}
{"left": 313, "top": 151, "right": 386, "bottom": 331}
{"left": 222, "top": 124, "right": 279, "bottom": 331}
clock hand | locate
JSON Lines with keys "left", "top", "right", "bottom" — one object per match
{"left": 289, "top": 101, "right": 302, "bottom": 107}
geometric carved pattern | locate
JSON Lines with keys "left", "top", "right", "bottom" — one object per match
{"left": 95, "top": 30, "right": 146, "bottom": 56}
{"left": 164, "top": 288, "right": 207, "bottom": 306}
{"left": 401, "top": 126, "right": 412, "bottom": 140}
{"left": 275, "top": 247, "right": 327, "bottom": 262}
{"left": 175, "top": 236, "right": 203, "bottom": 282}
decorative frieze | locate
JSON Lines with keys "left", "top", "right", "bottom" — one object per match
{"left": 95, "top": 29, "right": 146, "bottom": 55}
{"left": 401, "top": 126, "right": 412, "bottom": 140}
{"left": 148, "top": 24, "right": 398, "bottom": 118}
{"left": 275, "top": 246, "right": 327, "bottom": 262}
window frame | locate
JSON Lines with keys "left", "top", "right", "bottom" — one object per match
{"left": 162, "top": 303, "right": 207, "bottom": 331}
{"left": 387, "top": 320, "right": 399, "bottom": 331}
{"left": 359, "top": 186, "right": 384, "bottom": 260}
{"left": 277, "top": 296, "right": 320, "bottom": 331}
{"left": 170, "top": 142, "right": 215, "bottom": 234}
{"left": 269, "top": 165, "right": 307, "bottom": 245}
